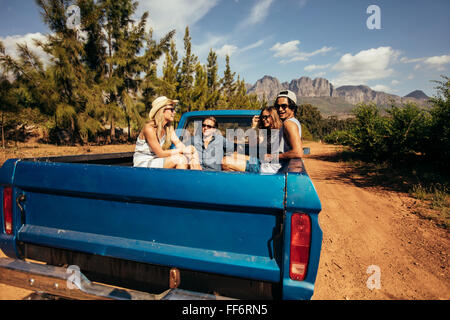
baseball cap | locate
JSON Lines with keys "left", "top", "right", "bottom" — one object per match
{"left": 149, "top": 96, "right": 179, "bottom": 120}
{"left": 276, "top": 90, "right": 297, "bottom": 105}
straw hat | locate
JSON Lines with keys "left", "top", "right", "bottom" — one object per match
{"left": 149, "top": 96, "right": 179, "bottom": 120}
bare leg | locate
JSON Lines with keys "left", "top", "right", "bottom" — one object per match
{"left": 164, "top": 154, "right": 189, "bottom": 169}
{"left": 188, "top": 149, "right": 202, "bottom": 171}
{"left": 222, "top": 153, "right": 249, "bottom": 172}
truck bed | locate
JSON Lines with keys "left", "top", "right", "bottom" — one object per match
{"left": 1, "top": 148, "right": 321, "bottom": 300}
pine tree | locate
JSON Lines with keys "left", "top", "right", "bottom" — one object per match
{"left": 178, "top": 26, "right": 198, "bottom": 113}
{"left": 205, "top": 49, "right": 219, "bottom": 109}
{"left": 79, "top": 0, "right": 106, "bottom": 81}
{"left": 220, "top": 55, "right": 236, "bottom": 108}
{"left": 161, "top": 40, "right": 179, "bottom": 99}
{"left": 35, "top": 0, "right": 106, "bottom": 144}
{"left": 95, "top": 0, "right": 173, "bottom": 141}
{"left": 140, "top": 27, "right": 175, "bottom": 123}
{"left": 192, "top": 63, "right": 208, "bottom": 111}
{"left": 0, "top": 44, "right": 19, "bottom": 148}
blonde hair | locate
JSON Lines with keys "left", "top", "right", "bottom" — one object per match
{"left": 149, "top": 107, "right": 174, "bottom": 150}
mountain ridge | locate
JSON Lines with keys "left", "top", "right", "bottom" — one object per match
{"left": 247, "top": 75, "right": 430, "bottom": 116}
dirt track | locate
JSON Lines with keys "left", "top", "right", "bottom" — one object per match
{"left": 306, "top": 142, "right": 449, "bottom": 300}
{"left": 0, "top": 142, "right": 448, "bottom": 300}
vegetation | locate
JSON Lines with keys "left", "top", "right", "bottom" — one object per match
{"left": 319, "top": 76, "right": 450, "bottom": 228}
{"left": 0, "top": 0, "right": 263, "bottom": 146}
{"left": 322, "top": 77, "right": 449, "bottom": 165}
{"left": 1, "top": 2, "right": 448, "bottom": 224}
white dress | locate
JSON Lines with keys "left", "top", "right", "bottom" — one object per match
{"left": 133, "top": 135, "right": 166, "bottom": 168}
{"left": 260, "top": 128, "right": 284, "bottom": 175}
{"left": 260, "top": 118, "right": 302, "bottom": 174}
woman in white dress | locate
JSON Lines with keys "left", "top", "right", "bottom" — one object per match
{"left": 133, "top": 96, "right": 201, "bottom": 170}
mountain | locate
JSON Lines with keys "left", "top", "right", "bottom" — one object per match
{"left": 247, "top": 75, "right": 431, "bottom": 116}
{"left": 332, "top": 85, "right": 399, "bottom": 105}
{"left": 404, "top": 90, "right": 429, "bottom": 100}
{"left": 249, "top": 75, "right": 286, "bottom": 101}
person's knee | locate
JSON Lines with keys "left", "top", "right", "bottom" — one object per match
{"left": 175, "top": 154, "right": 188, "bottom": 165}
{"left": 222, "top": 156, "right": 230, "bottom": 170}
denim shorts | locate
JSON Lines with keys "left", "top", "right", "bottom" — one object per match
{"left": 245, "top": 157, "right": 261, "bottom": 173}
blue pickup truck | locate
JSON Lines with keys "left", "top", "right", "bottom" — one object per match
{"left": 0, "top": 110, "right": 322, "bottom": 300}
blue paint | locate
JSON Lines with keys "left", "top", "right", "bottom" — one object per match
{"left": 0, "top": 110, "right": 323, "bottom": 300}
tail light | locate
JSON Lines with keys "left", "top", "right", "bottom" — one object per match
{"left": 290, "top": 213, "right": 311, "bottom": 281}
{"left": 3, "top": 187, "right": 13, "bottom": 235}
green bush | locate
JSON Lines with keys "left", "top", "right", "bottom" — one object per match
{"left": 325, "top": 76, "right": 449, "bottom": 168}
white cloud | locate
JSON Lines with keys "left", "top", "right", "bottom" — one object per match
{"left": 216, "top": 44, "right": 238, "bottom": 58}
{"left": 193, "top": 35, "right": 265, "bottom": 69}
{"left": 137, "top": 0, "right": 219, "bottom": 37}
{"left": 400, "top": 57, "right": 425, "bottom": 64}
{"left": 244, "top": 0, "right": 274, "bottom": 27}
{"left": 424, "top": 54, "right": 450, "bottom": 71}
{"left": 313, "top": 72, "right": 326, "bottom": 78}
{"left": 241, "top": 40, "right": 264, "bottom": 52}
{"left": 304, "top": 63, "right": 331, "bottom": 72}
{"left": 371, "top": 84, "right": 393, "bottom": 92}
{"left": 331, "top": 46, "right": 400, "bottom": 86}
{"left": 391, "top": 80, "right": 400, "bottom": 86}
{"left": 401, "top": 54, "right": 450, "bottom": 71}
{"left": 0, "top": 33, "right": 50, "bottom": 65}
{"left": 270, "top": 40, "right": 333, "bottom": 63}
{"left": 193, "top": 33, "right": 228, "bottom": 58}
{"left": 270, "top": 40, "right": 301, "bottom": 58}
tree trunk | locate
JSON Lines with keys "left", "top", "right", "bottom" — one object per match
{"left": 110, "top": 117, "right": 115, "bottom": 143}
{"left": 127, "top": 116, "right": 131, "bottom": 141}
{"left": 71, "top": 117, "right": 76, "bottom": 145}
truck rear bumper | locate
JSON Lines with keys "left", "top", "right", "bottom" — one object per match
{"left": 0, "top": 258, "right": 233, "bottom": 300}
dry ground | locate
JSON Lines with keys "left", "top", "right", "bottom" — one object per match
{"left": 0, "top": 142, "right": 448, "bottom": 300}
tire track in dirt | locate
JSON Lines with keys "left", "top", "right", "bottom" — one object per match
{"left": 306, "top": 142, "right": 449, "bottom": 300}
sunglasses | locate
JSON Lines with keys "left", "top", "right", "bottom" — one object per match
{"left": 275, "top": 104, "right": 290, "bottom": 110}
{"left": 202, "top": 124, "right": 215, "bottom": 129}
{"left": 164, "top": 107, "right": 176, "bottom": 113}
{"left": 261, "top": 115, "right": 270, "bottom": 121}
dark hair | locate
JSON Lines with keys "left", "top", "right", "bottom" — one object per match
{"left": 276, "top": 97, "right": 298, "bottom": 116}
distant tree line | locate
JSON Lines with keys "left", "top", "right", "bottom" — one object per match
{"left": 0, "top": 0, "right": 262, "bottom": 146}
{"left": 295, "top": 103, "right": 354, "bottom": 141}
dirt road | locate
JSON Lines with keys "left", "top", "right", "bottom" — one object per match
{"left": 0, "top": 142, "right": 448, "bottom": 300}
{"left": 306, "top": 142, "right": 449, "bottom": 300}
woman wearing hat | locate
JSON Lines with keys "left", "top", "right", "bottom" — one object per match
{"left": 133, "top": 96, "right": 201, "bottom": 170}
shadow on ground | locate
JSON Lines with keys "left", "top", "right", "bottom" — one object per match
{"left": 306, "top": 149, "right": 449, "bottom": 195}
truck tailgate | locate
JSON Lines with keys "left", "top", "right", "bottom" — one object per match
{"left": 12, "top": 161, "right": 285, "bottom": 283}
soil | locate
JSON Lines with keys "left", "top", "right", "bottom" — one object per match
{"left": 0, "top": 142, "right": 448, "bottom": 300}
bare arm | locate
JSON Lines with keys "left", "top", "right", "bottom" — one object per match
{"left": 171, "top": 130, "right": 186, "bottom": 150}
{"left": 278, "top": 120, "right": 303, "bottom": 160}
{"left": 142, "top": 125, "right": 182, "bottom": 158}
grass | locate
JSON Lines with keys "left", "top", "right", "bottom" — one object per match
{"left": 409, "top": 183, "right": 449, "bottom": 229}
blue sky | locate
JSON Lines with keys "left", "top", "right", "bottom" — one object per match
{"left": 1, "top": 0, "right": 449, "bottom": 97}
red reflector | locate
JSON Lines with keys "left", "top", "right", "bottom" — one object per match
{"left": 3, "top": 187, "right": 13, "bottom": 235}
{"left": 290, "top": 213, "right": 311, "bottom": 281}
